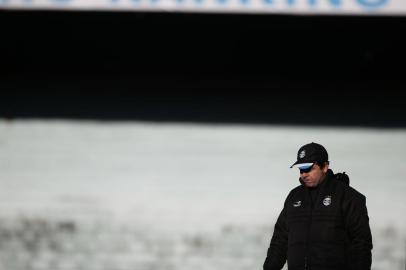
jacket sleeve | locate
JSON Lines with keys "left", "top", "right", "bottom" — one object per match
{"left": 263, "top": 205, "right": 288, "bottom": 270}
{"left": 343, "top": 194, "right": 373, "bottom": 270}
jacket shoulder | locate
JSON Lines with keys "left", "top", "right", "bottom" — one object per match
{"left": 284, "top": 185, "right": 304, "bottom": 203}
{"left": 329, "top": 171, "right": 365, "bottom": 199}
{"left": 333, "top": 179, "right": 366, "bottom": 203}
{"left": 346, "top": 185, "right": 366, "bottom": 203}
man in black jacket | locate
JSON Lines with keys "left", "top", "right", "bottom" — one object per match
{"left": 263, "top": 142, "right": 372, "bottom": 270}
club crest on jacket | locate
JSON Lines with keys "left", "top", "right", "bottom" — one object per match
{"left": 323, "top": 196, "right": 332, "bottom": 206}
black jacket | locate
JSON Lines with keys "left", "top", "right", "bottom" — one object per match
{"left": 263, "top": 169, "right": 372, "bottom": 270}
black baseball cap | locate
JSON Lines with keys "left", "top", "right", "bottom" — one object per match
{"left": 290, "top": 142, "right": 329, "bottom": 168}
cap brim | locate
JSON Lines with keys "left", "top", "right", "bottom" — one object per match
{"left": 290, "top": 162, "right": 314, "bottom": 169}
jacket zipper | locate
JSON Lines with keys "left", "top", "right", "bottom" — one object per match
{"left": 305, "top": 213, "right": 313, "bottom": 270}
{"left": 304, "top": 256, "right": 308, "bottom": 270}
{"left": 305, "top": 190, "right": 316, "bottom": 270}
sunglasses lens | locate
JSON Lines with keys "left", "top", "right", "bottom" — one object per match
{"left": 299, "top": 164, "right": 313, "bottom": 174}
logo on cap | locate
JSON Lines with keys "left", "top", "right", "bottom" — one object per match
{"left": 299, "top": 150, "right": 306, "bottom": 159}
{"left": 323, "top": 196, "right": 332, "bottom": 206}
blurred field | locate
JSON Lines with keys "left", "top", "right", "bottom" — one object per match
{"left": 0, "top": 120, "right": 405, "bottom": 270}
{"left": 0, "top": 215, "right": 269, "bottom": 270}
{"left": 0, "top": 216, "right": 404, "bottom": 270}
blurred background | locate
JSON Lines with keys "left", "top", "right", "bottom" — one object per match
{"left": 1, "top": 2, "right": 406, "bottom": 270}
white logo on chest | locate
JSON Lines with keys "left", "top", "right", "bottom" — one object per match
{"left": 293, "top": 200, "right": 302, "bottom": 207}
{"left": 323, "top": 196, "right": 332, "bottom": 206}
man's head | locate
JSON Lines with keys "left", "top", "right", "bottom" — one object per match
{"left": 290, "top": 142, "right": 330, "bottom": 188}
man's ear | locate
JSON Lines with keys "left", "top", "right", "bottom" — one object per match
{"left": 322, "top": 163, "right": 329, "bottom": 173}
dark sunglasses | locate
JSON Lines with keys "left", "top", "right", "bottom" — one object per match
{"left": 299, "top": 164, "right": 314, "bottom": 174}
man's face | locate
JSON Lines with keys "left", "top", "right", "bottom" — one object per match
{"left": 300, "top": 163, "right": 329, "bottom": 188}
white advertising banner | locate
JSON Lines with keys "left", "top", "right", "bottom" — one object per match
{"left": 1, "top": 0, "right": 406, "bottom": 15}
